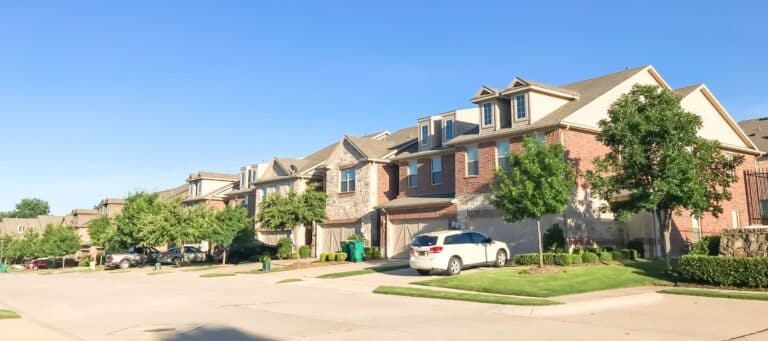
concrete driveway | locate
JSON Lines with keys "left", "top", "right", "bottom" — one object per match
{"left": 1, "top": 262, "right": 767, "bottom": 340}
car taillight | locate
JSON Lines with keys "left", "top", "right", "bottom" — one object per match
{"left": 429, "top": 246, "right": 443, "bottom": 254}
{"left": 409, "top": 247, "right": 415, "bottom": 255}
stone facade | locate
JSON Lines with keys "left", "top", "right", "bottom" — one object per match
{"left": 324, "top": 140, "right": 377, "bottom": 241}
{"left": 720, "top": 228, "right": 768, "bottom": 257}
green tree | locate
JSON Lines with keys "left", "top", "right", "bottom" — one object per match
{"left": 257, "top": 184, "right": 328, "bottom": 230}
{"left": 14, "top": 198, "right": 50, "bottom": 218}
{"left": 87, "top": 216, "right": 115, "bottom": 264}
{"left": 40, "top": 224, "right": 81, "bottom": 267}
{"left": 114, "top": 192, "right": 164, "bottom": 248}
{"left": 587, "top": 84, "right": 742, "bottom": 270}
{"left": 490, "top": 137, "right": 576, "bottom": 268}
{"left": 210, "top": 205, "right": 254, "bottom": 264}
{"left": 139, "top": 200, "right": 213, "bottom": 266}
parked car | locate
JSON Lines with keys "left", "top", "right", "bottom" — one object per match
{"left": 105, "top": 246, "right": 160, "bottom": 269}
{"left": 409, "top": 230, "right": 510, "bottom": 276}
{"left": 24, "top": 259, "right": 51, "bottom": 270}
{"left": 159, "top": 246, "right": 207, "bottom": 267}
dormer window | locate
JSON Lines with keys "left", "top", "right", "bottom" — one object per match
{"left": 421, "top": 124, "right": 429, "bottom": 145}
{"left": 515, "top": 95, "right": 527, "bottom": 120}
{"left": 482, "top": 103, "right": 493, "bottom": 126}
{"left": 250, "top": 169, "right": 257, "bottom": 183}
{"left": 444, "top": 119, "right": 454, "bottom": 140}
{"left": 196, "top": 182, "right": 202, "bottom": 196}
{"left": 188, "top": 184, "right": 194, "bottom": 197}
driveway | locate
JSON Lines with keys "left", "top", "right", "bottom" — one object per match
{"left": 1, "top": 262, "right": 767, "bottom": 340}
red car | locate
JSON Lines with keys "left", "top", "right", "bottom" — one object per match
{"left": 25, "top": 259, "right": 50, "bottom": 270}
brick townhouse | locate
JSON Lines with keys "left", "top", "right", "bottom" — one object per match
{"left": 379, "top": 65, "right": 761, "bottom": 258}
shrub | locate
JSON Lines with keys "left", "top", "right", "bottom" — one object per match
{"left": 347, "top": 234, "right": 363, "bottom": 241}
{"left": 610, "top": 250, "right": 625, "bottom": 261}
{"left": 598, "top": 252, "right": 613, "bottom": 262}
{"left": 512, "top": 253, "right": 560, "bottom": 266}
{"left": 79, "top": 255, "right": 91, "bottom": 267}
{"left": 363, "top": 247, "right": 372, "bottom": 259}
{"left": 286, "top": 252, "right": 299, "bottom": 260}
{"left": 689, "top": 236, "right": 721, "bottom": 256}
{"left": 276, "top": 237, "right": 292, "bottom": 259}
{"left": 260, "top": 255, "right": 271, "bottom": 263}
{"left": 619, "top": 249, "right": 637, "bottom": 260}
{"left": 582, "top": 253, "right": 599, "bottom": 263}
{"left": 568, "top": 253, "right": 583, "bottom": 265}
{"left": 627, "top": 238, "right": 645, "bottom": 258}
{"left": 553, "top": 253, "right": 572, "bottom": 266}
{"left": 299, "top": 245, "right": 311, "bottom": 258}
{"left": 542, "top": 224, "right": 566, "bottom": 252}
{"left": 370, "top": 247, "right": 381, "bottom": 259}
{"left": 680, "top": 255, "right": 768, "bottom": 287}
{"left": 319, "top": 252, "right": 330, "bottom": 262}
{"left": 335, "top": 252, "right": 348, "bottom": 262}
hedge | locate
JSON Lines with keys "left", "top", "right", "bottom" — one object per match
{"left": 299, "top": 245, "right": 311, "bottom": 258}
{"left": 335, "top": 252, "right": 348, "bottom": 262}
{"left": 513, "top": 253, "right": 583, "bottom": 266}
{"left": 582, "top": 253, "right": 599, "bottom": 263}
{"left": 568, "top": 253, "right": 583, "bottom": 264}
{"left": 319, "top": 252, "right": 332, "bottom": 262}
{"left": 680, "top": 255, "right": 768, "bottom": 287}
{"left": 598, "top": 252, "right": 613, "bottom": 262}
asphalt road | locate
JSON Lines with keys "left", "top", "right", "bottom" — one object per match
{"left": 1, "top": 262, "right": 767, "bottom": 340}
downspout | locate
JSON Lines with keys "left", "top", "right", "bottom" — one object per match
{"left": 561, "top": 125, "right": 571, "bottom": 249}
{"left": 380, "top": 208, "right": 388, "bottom": 259}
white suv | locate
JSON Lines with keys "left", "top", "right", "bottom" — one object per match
{"left": 409, "top": 230, "right": 510, "bottom": 276}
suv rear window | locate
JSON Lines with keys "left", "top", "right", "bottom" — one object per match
{"left": 412, "top": 236, "right": 438, "bottom": 247}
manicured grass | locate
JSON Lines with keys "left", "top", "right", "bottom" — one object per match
{"left": 107, "top": 269, "right": 132, "bottom": 274}
{"left": 317, "top": 264, "right": 410, "bottom": 279}
{"left": 200, "top": 272, "right": 236, "bottom": 278}
{"left": 147, "top": 271, "right": 172, "bottom": 276}
{"left": 0, "top": 310, "right": 20, "bottom": 319}
{"left": 659, "top": 288, "right": 768, "bottom": 301}
{"left": 181, "top": 265, "right": 222, "bottom": 272}
{"left": 236, "top": 261, "right": 342, "bottom": 275}
{"left": 277, "top": 278, "right": 303, "bottom": 283}
{"left": 414, "top": 261, "right": 673, "bottom": 298}
{"left": 373, "top": 286, "right": 561, "bottom": 306}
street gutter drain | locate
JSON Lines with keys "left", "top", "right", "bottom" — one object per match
{"left": 144, "top": 328, "right": 176, "bottom": 333}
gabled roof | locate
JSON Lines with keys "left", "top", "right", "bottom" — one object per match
{"left": 739, "top": 117, "right": 768, "bottom": 153}
{"left": 673, "top": 83, "right": 704, "bottom": 98}
{"left": 344, "top": 126, "right": 418, "bottom": 160}
{"left": 187, "top": 172, "right": 239, "bottom": 181}
{"left": 157, "top": 184, "right": 188, "bottom": 199}
{"left": 471, "top": 85, "right": 501, "bottom": 101}
{"left": 502, "top": 77, "right": 580, "bottom": 98}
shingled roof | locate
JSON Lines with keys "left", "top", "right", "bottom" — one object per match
{"left": 739, "top": 117, "right": 768, "bottom": 153}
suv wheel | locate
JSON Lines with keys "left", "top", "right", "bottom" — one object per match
{"left": 447, "top": 257, "right": 462, "bottom": 276}
{"left": 173, "top": 257, "right": 182, "bottom": 267}
{"left": 119, "top": 259, "right": 130, "bottom": 269}
{"left": 494, "top": 250, "right": 507, "bottom": 267}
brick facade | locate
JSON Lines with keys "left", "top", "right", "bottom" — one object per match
{"left": 377, "top": 163, "right": 398, "bottom": 205}
{"left": 387, "top": 205, "right": 457, "bottom": 221}
{"left": 398, "top": 154, "right": 455, "bottom": 197}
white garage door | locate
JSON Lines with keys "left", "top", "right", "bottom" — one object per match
{"left": 388, "top": 218, "right": 450, "bottom": 259}
{"left": 318, "top": 225, "right": 356, "bottom": 253}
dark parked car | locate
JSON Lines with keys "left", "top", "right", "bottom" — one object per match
{"left": 159, "top": 246, "right": 207, "bottom": 267}
{"left": 24, "top": 259, "right": 51, "bottom": 270}
{"left": 105, "top": 246, "right": 161, "bottom": 269}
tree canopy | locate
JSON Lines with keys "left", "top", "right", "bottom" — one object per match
{"left": 113, "top": 192, "right": 164, "bottom": 248}
{"left": 0, "top": 198, "right": 51, "bottom": 220}
{"left": 586, "top": 84, "right": 742, "bottom": 268}
{"left": 257, "top": 184, "right": 328, "bottom": 229}
{"left": 490, "top": 137, "right": 575, "bottom": 267}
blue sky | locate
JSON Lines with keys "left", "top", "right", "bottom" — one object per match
{"left": 1, "top": 1, "right": 767, "bottom": 214}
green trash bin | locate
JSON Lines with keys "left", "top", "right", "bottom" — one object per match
{"left": 339, "top": 241, "right": 351, "bottom": 259}
{"left": 348, "top": 240, "right": 364, "bottom": 263}
{"left": 0, "top": 263, "right": 7, "bottom": 273}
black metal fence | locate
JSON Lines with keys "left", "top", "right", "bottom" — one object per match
{"left": 744, "top": 169, "right": 768, "bottom": 225}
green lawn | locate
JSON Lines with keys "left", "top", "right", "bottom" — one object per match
{"left": 373, "top": 286, "right": 561, "bottom": 306}
{"left": 414, "top": 261, "right": 672, "bottom": 298}
{"left": 200, "top": 272, "right": 236, "bottom": 278}
{"left": 0, "top": 310, "right": 20, "bottom": 319}
{"left": 277, "top": 278, "right": 303, "bottom": 283}
{"left": 659, "top": 288, "right": 768, "bottom": 301}
{"left": 317, "top": 264, "right": 410, "bottom": 279}
{"left": 147, "top": 271, "right": 172, "bottom": 276}
{"left": 182, "top": 265, "right": 222, "bottom": 272}
{"left": 236, "top": 261, "right": 342, "bottom": 275}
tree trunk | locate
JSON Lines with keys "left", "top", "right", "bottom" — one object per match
{"left": 536, "top": 219, "right": 544, "bottom": 268}
{"left": 222, "top": 249, "right": 227, "bottom": 265}
{"left": 654, "top": 209, "right": 673, "bottom": 272}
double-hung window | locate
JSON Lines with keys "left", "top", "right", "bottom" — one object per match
{"left": 340, "top": 168, "right": 356, "bottom": 192}
{"left": 497, "top": 139, "right": 510, "bottom": 172}
{"left": 691, "top": 216, "right": 702, "bottom": 242}
{"left": 515, "top": 95, "right": 527, "bottom": 120}
{"left": 196, "top": 182, "right": 202, "bottom": 197}
{"left": 431, "top": 157, "right": 442, "bottom": 185}
{"left": 408, "top": 161, "right": 418, "bottom": 187}
{"left": 482, "top": 103, "right": 493, "bottom": 126}
{"left": 421, "top": 125, "right": 429, "bottom": 145}
{"left": 188, "top": 184, "right": 195, "bottom": 197}
{"left": 466, "top": 145, "right": 479, "bottom": 176}
{"left": 444, "top": 119, "right": 454, "bottom": 140}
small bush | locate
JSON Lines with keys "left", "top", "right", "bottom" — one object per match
{"left": 680, "top": 255, "right": 768, "bottom": 287}
{"left": 610, "top": 251, "right": 625, "bottom": 261}
{"left": 582, "top": 253, "right": 599, "bottom": 263}
{"left": 553, "top": 253, "right": 572, "bottom": 266}
{"left": 335, "top": 252, "right": 348, "bottom": 262}
{"left": 512, "top": 253, "right": 560, "bottom": 266}
{"left": 276, "top": 237, "right": 292, "bottom": 259}
{"left": 319, "top": 252, "right": 330, "bottom": 262}
{"left": 260, "top": 255, "right": 271, "bottom": 263}
{"left": 689, "top": 236, "right": 721, "bottom": 256}
{"left": 347, "top": 234, "right": 363, "bottom": 241}
{"left": 627, "top": 238, "right": 644, "bottom": 258}
{"left": 363, "top": 247, "right": 372, "bottom": 259}
{"left": 298, "top": 245, "right": 311, "bottom": 258}
{"left": 568, "top": 253, "right": 583, "bottom": 264}
{"left": 286, "top": 252, "right": 299, "bottom": 260}
{"left": 621, "top": 249, "right": 638, "bottom": 260}
{"left": 542, "top": 224, "right": 566, "bottom": 252}
{"left": 598, "top": 252, "right": 613, "bottom": 262}
{"left": 370, "top": 247, "right": 381, "bottom": 259}
{"left": 79, "top": 255, "right": 91, "bottom": 267}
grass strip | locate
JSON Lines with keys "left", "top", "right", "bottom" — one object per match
{"left": 659, "top": 288, "right": 768, "bottom": 301}
{"left": 181, "top": 265, "right": 222, "bottom": 272}
{"left": 318, "top": 264, "right": 410, "bottom": 279}
{"left": 107, "top": 269, "right": 132, "bottom": 274}
{"left": 0, "top": 310, "right": 20, "bottom": 319}
{"left": 200, "top": 272, "right": 236, "bottom": 278}
{"left": 147, "top": 271, "right": 172, "bottom": 276}
{"left": 277, "top": 278, "right": 303, "bottom": 283}
{"left": 373, "top": 286, "right": 561, "bottom": 306}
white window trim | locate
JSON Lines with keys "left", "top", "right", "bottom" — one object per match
{"left": 514, "top": 94, "right": 528, "bottom": 121}
{"left": 691, "top": 216, "right": 702, "bottom": 242}
{"left": 340, "top": 168, "right": 356, "bottom": 193}
{"left": 408, "top": 161, "right": 418, "bottom": 188}
{"left": 731, "top": 209, "right": 741, "bottom": 229}
{"left": 466, "top": 145, "right": 479, "bottom": 176}
{"left": 496, "top": 139, "right": 510, "bottom": 170}
{"left": 444, "top": 119, "right": 454, "bottom": 141}
{"left": 17, "top": 225, "right": 24, "bottom": 233}
{"left": 420, "top": 124, "right": 430, "bottom": 145}
{"left": 481, "top": 103, "right": 494, "bottom": 127}
{"left": 431, "top": 157, "right": 442, "bottom": 185}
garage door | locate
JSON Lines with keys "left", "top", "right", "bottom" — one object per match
{"left": 318, "top": 224, "right": 356, "bottom": 253}
{"left": 466, "top": 215, "right": 557, "bottom": 255}
{"left": 388, "top": 218, "right": 450, "bottom": 259}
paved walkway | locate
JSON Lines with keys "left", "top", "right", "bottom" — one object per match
{"left": 1, "top": 261, "right": 767, "bottom": 340}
